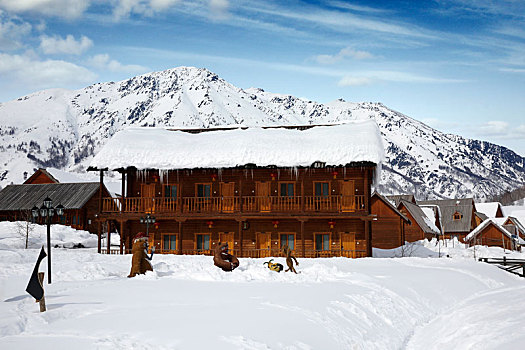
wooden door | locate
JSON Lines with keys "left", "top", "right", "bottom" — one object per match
{"left": 141, "top": 183, "right": 156, "bottom": 213}
{"left": 257, "top": 232, "right": 271, "bottom": 258}
{"left": 221, "top": 182, "right": 235, "bottom": 213}
{"left": 220, "top": 232, "right": 235, "bottom": 252}
{"left": 256, "top": 182, "right": 271, "bottom": 212}
{"left": 341, "top": 180, "right": 355, "bottom": 212}
{"left": 341, "top": 232, "right": 356, "bottom": 258}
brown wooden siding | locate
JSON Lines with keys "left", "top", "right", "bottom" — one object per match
{"left": 468, "top": 224, "right": 515, "bottom": 250}
{"left": 371, "top": 196, "right": 404, "bottom": 249}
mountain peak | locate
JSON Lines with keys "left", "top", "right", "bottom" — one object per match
{"left": 1, "top": 66, "right": 524, "bottom": 200}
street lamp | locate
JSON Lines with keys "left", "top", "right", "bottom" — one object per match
{"left": 31, "top": 197, "right": 64, "bottom": 284}
{"left": 140, "top": 213, "right": 156, "bottom": 236}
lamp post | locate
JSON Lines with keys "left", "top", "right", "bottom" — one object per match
{"left": 140, "top": 213, "right": 156, "bottom": 237}
{"left": 32, "top": 198, "right": 64, "bottom": 284}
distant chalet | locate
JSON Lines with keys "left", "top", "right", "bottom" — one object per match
{"left": 88, "top": 120, "right": 386, "bottom": 257}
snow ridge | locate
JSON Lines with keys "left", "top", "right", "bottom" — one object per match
{"left": 1, "top": 66, "right": 524, "bottom": 200}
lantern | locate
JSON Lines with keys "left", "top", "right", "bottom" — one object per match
{"left": 328, "top": 220, "right": 335, "bottom": 229}
{"left": 270, "top": 173, "right": 276, "bottom": 181}
{"left": 211, "top": 174, "right": 218, "bottom": 181}
{"left": 332, "top": 171, "right": 338, "bottom": 179}
{"left": 272, "top": 220, "right": 279, "bottom": 228}
{"left": 154, "top": 222, "right": 159, "bottom": 230}
{"left": 207, "top": 220, "right": 214, "bottom": 228}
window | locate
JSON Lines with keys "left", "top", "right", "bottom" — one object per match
{"left": 280, "top": 183, "right": 295, "bottom": 197}
{"left": 314, "top": 182, "right": 330, "bottom": 197}
{"left": 315, "top": 234, "right": 330, "bottom": 251}
{"left": 72, "top": 215, "right": 77, "bottom": 225}
{"left": 163, "top": 234, "right": 177, "bottom": 251}
{"left": 453, "top": 211, "right": 462, "bottom": 221}
{"left": 196, "top": 234, "right": 210, "bottom": 250}
{"left": 196, "top": 184, "right": 212, "bottom": 198}
{"left": 280, "top": 233, "right": 295, "bottom": 250}
{"left": 164, "top": 185, "right": 177, "bottom": 198}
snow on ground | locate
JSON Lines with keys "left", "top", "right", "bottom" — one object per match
{"left": 1, "top": 224, "right": 525, "bottom": 349}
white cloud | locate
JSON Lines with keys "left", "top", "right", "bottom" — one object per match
{"left": 338, "top": 76, "right": 373, "bottom": 86}
{"left": 0, "top": 52, "right": 96, "bottom": 89}
{"left": 40, "top": 34, "right": 93, "bottom": 55}
{"left": 0, "top": 0, "right": 91, "bottom": 19}
{"left": 315, "top": 47, "right": 374, "bottom": 64}
{"left": 0, "top": 11, "right": 32, "bottom": 50}
{"left": 112, "top": 0, "right": 180, "bottom": 20}
{"left": 86, "top": 53, "right": 148, "bottom": 73}
{"left": 500, "top": 67, "right": 525, "bottom": 73}
{"left": 209, "top": 0, "right": 229, "bottom": 20}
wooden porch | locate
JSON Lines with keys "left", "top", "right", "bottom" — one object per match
{"left": 102, "top": 195, "right": 366, "bottom": 214}
{"left": 100, "top": 248, "right": 367, "bottom": 258}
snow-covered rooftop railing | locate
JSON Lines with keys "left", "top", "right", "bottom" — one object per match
{"left": 90, "top": 120, "right": 385, "bottom": 171}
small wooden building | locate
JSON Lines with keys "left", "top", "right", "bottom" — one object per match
{"left": 23, "top": 168, "right": 59, "bottom": 184}
{"left": 0, "top": 183, "right": 110, "bottom": 233}
{"left": 398, "top": 200, "right": 441, "bottom": 242}
{"left": 88, "top": 121, "right": 385, "bottom": 258}
{"left": 370, "top": 192, "right": 411, "bottom": 249}
{"left": 417, "top": 198, "right": 477, "bottom": 241}
{"left": 475, "top": 202, "right": 505, "bottom": 219}
{"left": 465, "top": 219, "right": 522, "bottom": 251}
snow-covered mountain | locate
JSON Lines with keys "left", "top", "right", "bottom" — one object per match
{"left": 1, "top": 66, "right": 524, "bottom": 200}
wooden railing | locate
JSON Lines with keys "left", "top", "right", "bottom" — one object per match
{"left": 101, "top": 195, "right": 366, "bottom": 214}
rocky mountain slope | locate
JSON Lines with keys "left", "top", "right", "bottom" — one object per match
{"left": 1, "top": 66, "right": 524, "bottom": 200}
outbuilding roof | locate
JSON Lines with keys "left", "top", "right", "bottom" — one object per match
{"left": 417, "top": 198, "right": 475, "bottom": 233}
{"left": 0, "top": 183, "right": 104, "bottom": 211}
{"left": 372, "top": 192, "right": 411, "bottom": 223}
{"left": 465, "top": 219, "right": 524, "bottom": 244}
{"left": 89, "top": 120, "right": 385, "bottom": 171}
{"left": 399, "top": 200, "right": 441, "bottom": 235}
{"left": 475, "top": 202, "right": 504, "bottom": 218}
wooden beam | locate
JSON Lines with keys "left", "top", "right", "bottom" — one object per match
{"left": 97, "top": 221, "right": 101, "bottom": 254}
{"left": 178, "top": 221, "right": 183, "bottom": 255}
{"left": 121, "top": 170, "right": 126, "bottom": 212}
{"left": 120, "top": 220, "right": 125, "bottom": 254}
{"left": 106, "top": 221, "right": 111, "bottom": 254}
{"left": 238, "top": 220, "right": 243, "bottom": 257}
{"left": 99, "top": 170, "right": 104, "bottom": 213}
{"left": 301, "top": 220, "right": 305, "bottom": 258}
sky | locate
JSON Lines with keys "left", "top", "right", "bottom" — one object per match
{"left": 0, "top": 0, "right": 524, "bottom": 155}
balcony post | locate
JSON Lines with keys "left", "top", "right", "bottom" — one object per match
{"left": 120, "top": 220, "right": 124, "bottom": 254}
{"left": 178, "top": 221, "right": 183, "bottom": 255}
{"left": 301, "top": 219, "right": 305, "bottom": 258}
{"left": 301, "top": 170, "right": 305, "bottom": 213}
{"left": 238, "top": 220, "right": 243, "bottom": 257}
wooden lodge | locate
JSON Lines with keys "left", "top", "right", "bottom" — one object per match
{"left": 0, "top": 182, "right": 110, "bottom": 234}
{"left": 88, "top": 121, "right": 385, "bottom": 258}
{"left": 370, "top": 192, "right": 411, "bottom": 249}
{"left": 417, "top": 198, "right": 476, "bottom": 241}
{"left": 398, "top": 200, "right": 441, "bottom": 242}
{"left": 465, "top": 219, "right": 523, "bottom": 251}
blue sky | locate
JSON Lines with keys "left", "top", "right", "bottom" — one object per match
{"left": 1, "top": 0, "right": 524, "bottom": 154}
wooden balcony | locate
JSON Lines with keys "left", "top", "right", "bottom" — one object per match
{"left": 102, "top": 195, "right": 366, "bottom": 215}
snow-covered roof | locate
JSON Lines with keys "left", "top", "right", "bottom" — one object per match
{"left": 400, "top": 200, "right": 441, "bottom": 235}
{"left": 90, "top": 120, "right": 385, "bottom": 171}
{"left": 475, "top": 202, "right": 503, "bottom": 218}
{"left": 420, "top": 207, "right": 441, "bottom": 234}
{"left": 465, "top": 219, "right": 522, "bottom": 243}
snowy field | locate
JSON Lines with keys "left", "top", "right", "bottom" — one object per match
{"left": 1, "top": 222, "right": 525, "bottom": 349}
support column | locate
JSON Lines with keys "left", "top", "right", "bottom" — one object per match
{"left": 178, "top": 221, "right": 183, "bottom": 255}
{"left": 301, "top": 220, "right": 305, "bottom": 258}
{"left": 106, "top": 221, "right": 111, "bottom": 254}
{"left": 238, "top": 220, "right": 243, "bottom": 257}
{"left": 121, "top": 169, "right": 126, "bottom": 212}
{"left": 97, "top": 221, "right": 101, "bottom": 254}
{"left": 365, "top": 221, "right": 372, "bottom": 257}
{"left": 120, "top": 220, "right": 125, "bottom": 254}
